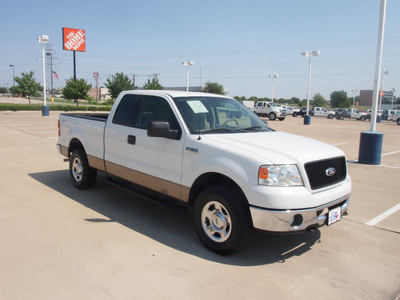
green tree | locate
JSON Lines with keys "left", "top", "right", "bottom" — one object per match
{"left": 290, "top": 97, "right": 300, "bottom": 106}
{"left": 330, "top": 90, "right": 351, "bottom": 108}
{"left": 300, "top": 99, "right": 308, "bottom": 107}
{"left": 62, "top": 78, "right": 92, "bottom": 105}
{"left": 105, "top": 73, "right": 136, "bottom": 99}
{"left": 276, "top": 98, "right": 286, "bottom": 104}
{"left": 10, "top": 71, "right": 41, "bottom": 104}
{"left": 312, "top": 93, "right": 328, "bottom": 107}
{"left": 249, "top": 96, "right": 258, "bottom": 102}
{"left": 0, "top": 87, "right": 8, "bottom": 94}
{"left": 143, "top": 78, "right": 164, "bottom": 90}
{"left": 202, "top": 81, "right": 225, "bottom": 95}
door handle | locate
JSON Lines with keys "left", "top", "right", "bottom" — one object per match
{"left": 127, "top": 135, "right": 136, "bottom": 145}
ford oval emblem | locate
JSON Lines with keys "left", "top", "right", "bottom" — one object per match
{"left": 325, "top": 167, "right": 336, "bottom": 177}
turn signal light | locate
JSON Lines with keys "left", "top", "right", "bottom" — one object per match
{"left": 259, "top": 167, "right": 269, "bottom": 180}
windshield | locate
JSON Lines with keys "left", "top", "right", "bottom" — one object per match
{"left": 173, "top": 96, "right": 273, "bottom": 134}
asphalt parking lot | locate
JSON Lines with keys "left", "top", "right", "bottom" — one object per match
{"left": 0, "top": 111, "right": 399, "bottom": 300}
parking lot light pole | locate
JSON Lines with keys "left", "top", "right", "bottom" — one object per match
{"left": 301, "top": 50, "right": 320, "bottom": 125}
{"left": 390, "top": 88, "right": 396, "bottom": 110}
{"left": 378, "top": 70, "right": 390, "bottom": 111}
{"left": 182, "top": 61, "right": 194, "bottom": 92}
{"left": 358, "top": 0, "right": 386, "bottom": 165}
{"left": 38, "top": 35, "right": 49, "bottom": 116}
{"left": 268, "top": 73, "right": 279, "bottom": 102}
{"left": 46, "top": 53, "right": 54, "bottom": 98}
{"left": 352, "top": 89, "right": 358, "bottom": 109}
{"left": 9, "top": 65, "right": 15, "bottom": 95}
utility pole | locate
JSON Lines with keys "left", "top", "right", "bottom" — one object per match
{"left": 132, "top": 74, "right": 137, "bottom": 87}
{"left": 93, "top": 72, "right": 99, "bottom": 101}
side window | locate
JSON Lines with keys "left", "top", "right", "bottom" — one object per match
{"left": 137, "top": 96, "right": 180, "bottom": 130}
{"left": 112, "top": 94, "right": 143, "bottom": 127}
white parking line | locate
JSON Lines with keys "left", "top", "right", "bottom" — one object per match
{"left": 379, "top": 165, "right": 400, "bottom": 170}
{"left": 381, "top": 150, "right": 400, "bottom": 156}
{"left": 365, "top": 203, "right": 400, "bottom": 226}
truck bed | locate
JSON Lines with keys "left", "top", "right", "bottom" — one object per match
{"left": 60, "top": 113, "right": 109, "bottom": 122}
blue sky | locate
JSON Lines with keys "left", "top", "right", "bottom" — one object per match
{"left": 1, "top": 0, "right": 399, "bottom": 100}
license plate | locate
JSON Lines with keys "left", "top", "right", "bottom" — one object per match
{"left": 328, "top": 207, "right": 341, "bottom": 226}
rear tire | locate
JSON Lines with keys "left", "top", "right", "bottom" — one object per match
{"left": 69, "top": 149, "right": 97, "bottom": 189}
{"left": 195, "top": 186, "right": 252, "bottom": 255}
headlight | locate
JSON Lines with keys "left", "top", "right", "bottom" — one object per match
{"left": 258, "top": 165, "right": 303, "bottom": 186}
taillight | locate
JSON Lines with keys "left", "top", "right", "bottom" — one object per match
{"left": 58, "top": 120, "right": 61, "bottom": 136}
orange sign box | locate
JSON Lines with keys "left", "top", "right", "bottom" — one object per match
{"left": 62, "top": 28, "right": 86, "bottom": 52}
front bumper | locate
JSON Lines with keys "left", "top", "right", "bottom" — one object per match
{"left": 250, "top": 194, "right": 350, "bottom": 233}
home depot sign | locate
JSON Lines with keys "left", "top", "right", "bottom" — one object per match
{"left": 62, "top": 27, "right": 86, "bottom": 52}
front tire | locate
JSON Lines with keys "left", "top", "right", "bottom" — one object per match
{"left": 268, "top": 112, "right": 276, "bottom": 121}
{"left": 69, "top": 149, "right": 97, "bottom": 189}
{"left": 195, "top": 186, "right": 252, "bottom": 255}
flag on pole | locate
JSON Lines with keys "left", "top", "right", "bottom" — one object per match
{"left": 52, "top": 71, "right": 59, "bottom": 80}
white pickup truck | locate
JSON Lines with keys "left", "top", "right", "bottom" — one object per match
{"left": 251, "top": 101, "right": 287, "bottom": 121}
{"left": 57, "top": 90, "right": 351, "bottom": 255}
{"left": 312, "top": 107, "right": 335, "bottom": 119}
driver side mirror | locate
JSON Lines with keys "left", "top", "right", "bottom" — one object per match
{"left": 147, "top": 121, "right": 181, "bottom": 140}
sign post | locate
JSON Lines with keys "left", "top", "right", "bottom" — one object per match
{"left": 62, "top": 27, "right": 86, "bottom": 106}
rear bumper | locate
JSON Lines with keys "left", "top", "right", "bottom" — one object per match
{"left": 56, "top": 143, "right": 69, "bottom": 157}
{"left": 250, "top": 194, "right": 350, "bottom": 233}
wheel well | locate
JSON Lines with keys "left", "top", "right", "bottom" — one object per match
{"left": 188, "top": 172, "right": 248, "bottom": 206}
{"left": 68, "top": 138, "right": 85, "bottom": 158}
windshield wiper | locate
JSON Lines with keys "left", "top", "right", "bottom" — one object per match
{"left": 243, "top": 126, "right": 262, "bottom": 130}
{"left": 200, "top": 128, "right": 238, "bottom": 134}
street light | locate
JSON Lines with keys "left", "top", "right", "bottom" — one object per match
{"left": 182, "top": 61, "right": 194, "bottom": 92}
{"left": 38, "top": 35, "right": 49, "bottom": 116}
{"left": 390, "top": 88, "right": 396, "bottom": 110}
{"left": 301, "top": 50, "right": 320, "bottom": 125}
{"left": 268, "top": 73, "right": 279, "bottom": 102}
{"left": 351, "top": 89, "right": 358, "bottom": 109}
{"left": 378, "top": 69, "right": 390, "bottom": 111}
{"left": 358, "top": 0, "right": 386, "bottom": 165}
{"left": 46, "top": 52, "right": 54, "bottom": 98}
{"left": 9, "top": 64, "right": 15, "bottom": 96}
